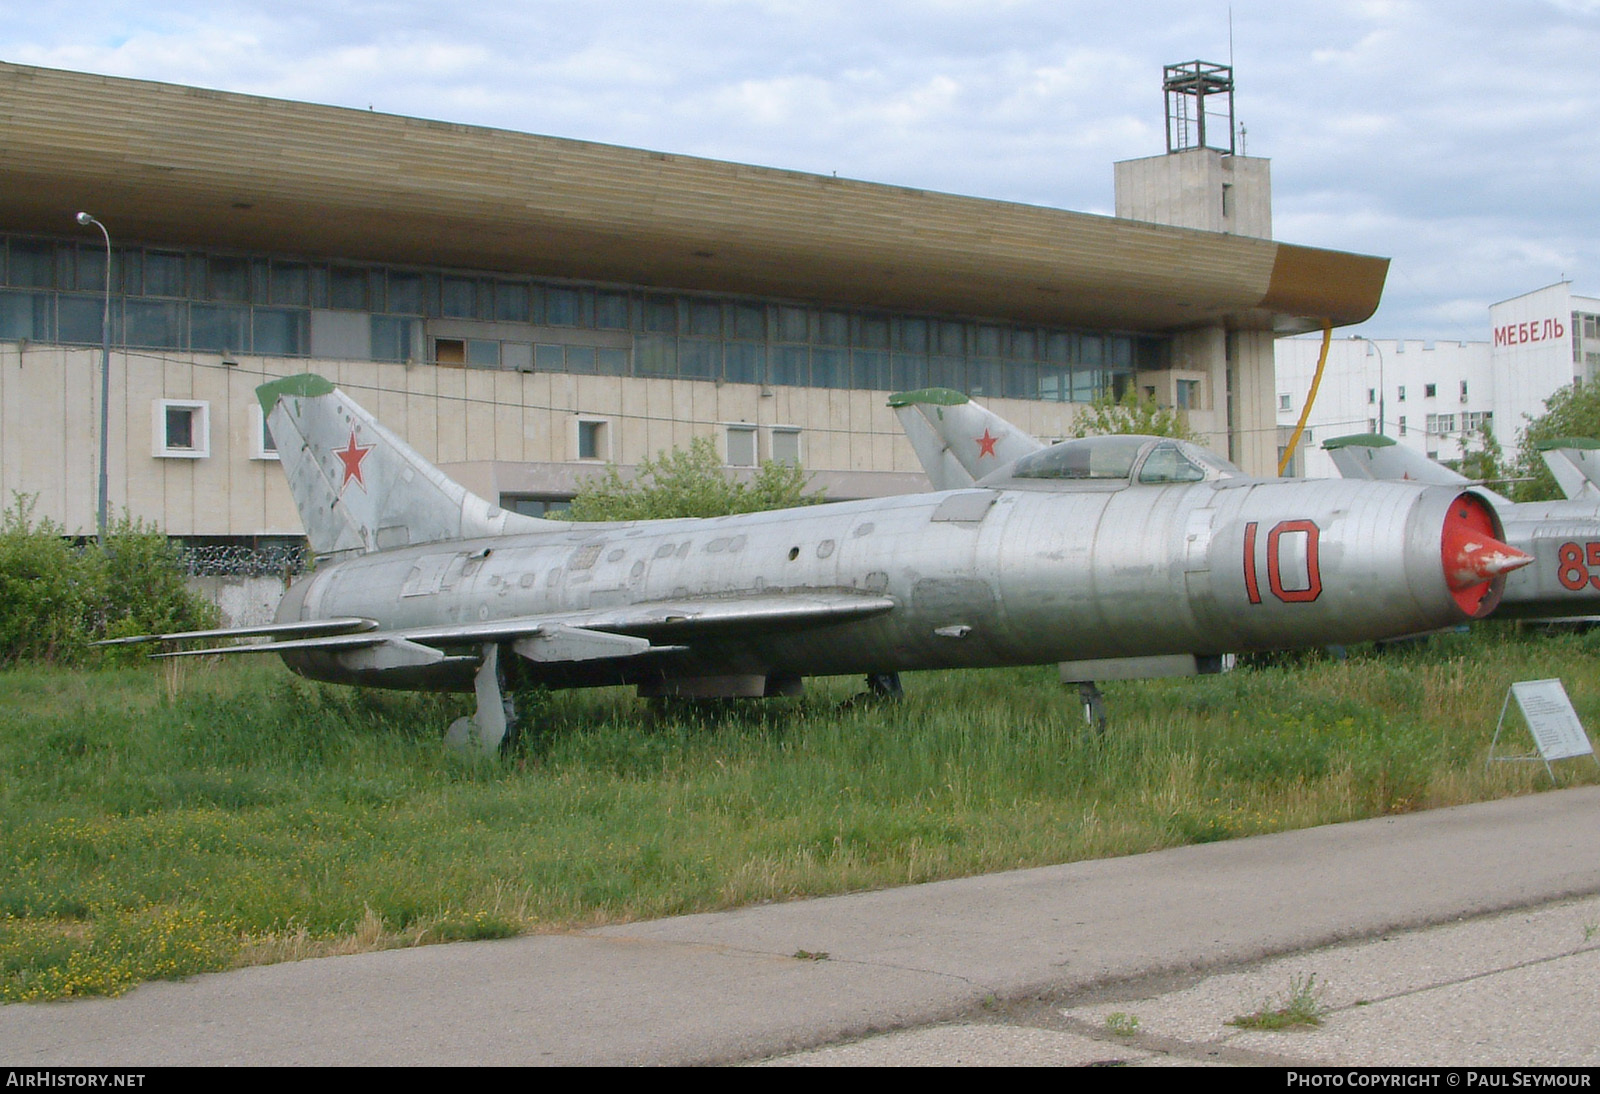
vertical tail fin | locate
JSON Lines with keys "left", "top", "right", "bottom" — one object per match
{"left": 1536, "top": 438, "right": 1600, "bottom": 500}
{"left": 887, "top": 388, "right": 1045, "bottom": 489}
{"left": 1322, "top": 433, "right": 1468, "bottom": 486}
{"left": 258, "top": 374, "right": 555, "bottom": 557}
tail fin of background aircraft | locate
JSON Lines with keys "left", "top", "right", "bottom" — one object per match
{"left": 1322, "top": 433, "right": 1469, "bottom": 486}
{"left": 1536, "top": 438, "right": 1600, "bottom": 500}
{"left": 888, "top": 388, "right": 1045, "bottom": 489}
{"left": 259, "top": 374, "right": 557, "bottom": 557}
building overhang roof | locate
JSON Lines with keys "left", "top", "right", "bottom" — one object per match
{"left": 0, "top": 63, "right": 1387, "bottom": 333}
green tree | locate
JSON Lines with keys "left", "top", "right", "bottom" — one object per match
{"left": 1511, "top": 381, "right": 1600, "bottom": 501}
{"left": 563, "top": 436, "right": 822, "bottom": 521}
{"left": 1453, "top": 421, "right": 1506, "bottom": 484}
{"left": 1068, "top": 389, "right": 1203, "bottom": 443}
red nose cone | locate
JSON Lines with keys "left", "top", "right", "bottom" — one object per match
{"left": 1441, "top": 495, "right": 1532, "bottom": 616}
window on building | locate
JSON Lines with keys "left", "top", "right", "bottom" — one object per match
{"left": 499, "top": 495, "right": 572, "bottom": 517}
{"left": 329, "top": 266, "right": 368, "bottom": 310}
{"left": 1424, "top": 383, "right": 1437, "bottom": 398}
{"left": 466, "top": 339, "right": 500, "bottom": 368}
{"left": 253, "top": 309, "right": 307, "bottom": 356}
{"left": 1176, "top": 379, "right": 1200, "bottom": 410}
{"left": 154, "top": 400, "right": 209, "bottom": 458}
{"left": 1398, "top": 416, "right": 1407, "bottom": 436}
{"left": 503, "top": 342, "right": 534, "bottom": 372}
{"left": 440, "top": 277, "right": 475, "bottom": 318}
{"left": 1367, "top": 388, "right": 1375, "bottom": 405}
{"left": 1460, "top": 380, "right": 1469, "bottom": 401}
{"left": 435, "top": 337, "right": 466, "bottom": 366}
{"left": 577, "top": 419, "right": 608, "bottom": 461}
{"left": 371, "top": 316, "right": 416, "bottom": 362}
{"left": 1278, "top": 393, "right": 1292, "bottom": 411}
{"left": 770, "top": 426, "right": 801, "bottom": 465}
{"left": 143, "top": 251, "right": 186, "bottom": 297}
{"left": 254, "top": 405, "right": 279, "bottom": 461}
{"left": 726, "top": 425, "right": 757, "bottom": 467}
{"left": 595, "top": 291, "right": 629, "bottom": 330}
{"left": 1397, "top": 386, "right": 1406, "bottom": 402}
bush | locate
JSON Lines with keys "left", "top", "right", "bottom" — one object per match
{"left": 1069, "top": 389, "right": 1203, "bottom": 443}
{"left": 0, "top": 495, "right": 218, "bottom": 665}
{"left": 0, "top": 497, "right": 99, "bottom": 663}
{"left": 563, "top": 436, "right": 822, "bottom": 520}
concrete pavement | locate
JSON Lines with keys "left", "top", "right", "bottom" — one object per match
{"left": 3, "top": 786, "right": 1599, "bottom": 1066}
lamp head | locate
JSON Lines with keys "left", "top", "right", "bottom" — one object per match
{"left": 75, "top": 211, "right": 95, "bottom": 226}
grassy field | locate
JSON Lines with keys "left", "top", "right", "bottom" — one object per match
{"left": 3, "top": 625, "right": 1597, "bottom": 1002}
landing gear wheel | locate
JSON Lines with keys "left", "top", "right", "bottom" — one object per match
{"left": 1078, "top": 681, "right": 1107, "bottom": 735}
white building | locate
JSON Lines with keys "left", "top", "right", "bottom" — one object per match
{"left": 1276, "top": 282, "right": 1600, "bottom": 479}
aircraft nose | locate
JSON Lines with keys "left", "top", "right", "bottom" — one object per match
{"left": 1443, "top": 533, "right": 1532, "bottom": 588}
{"left": 1440, "top": 494, "right": 1532, "bottom": 616}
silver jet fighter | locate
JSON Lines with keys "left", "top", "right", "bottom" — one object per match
{"left": 1324, "top": 432, "right": 1600, "bottom": 620}
{"left": 110, "top": 375, "right": 1531, "bottom": 752}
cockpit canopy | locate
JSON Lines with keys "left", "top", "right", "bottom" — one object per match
{"left": 976, "top": 435, "right": 1245, "bottom": 488}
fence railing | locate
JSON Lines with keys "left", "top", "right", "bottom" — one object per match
{"left": 179, "top": 543, "right": 308, "bottom": 577}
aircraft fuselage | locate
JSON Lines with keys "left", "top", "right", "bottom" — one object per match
{"left": 276, "top": 476, "right": 1485, "bottom": 693}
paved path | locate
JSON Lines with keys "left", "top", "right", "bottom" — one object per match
{"left": 4, "top": 787, "right": 1598, "bottom": 1066}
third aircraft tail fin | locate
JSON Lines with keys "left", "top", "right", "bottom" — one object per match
{"left": 1536, "top": 438, "right": 1600, "bottom": 500}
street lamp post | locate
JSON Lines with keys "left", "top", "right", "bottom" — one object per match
{"left": 1351, "top": 335, "right": 1387, "bottom": 437}
{"left": 75, "top": 212, "right": 112, "bottom": 540}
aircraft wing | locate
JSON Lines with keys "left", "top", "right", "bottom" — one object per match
{"left": 93, "top": 617, "right": 379, "bottom": 646}
{"left": 135, "top": 593, "right": 897, "bottom": 667}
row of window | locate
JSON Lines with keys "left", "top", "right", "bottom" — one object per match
{"left": 1574, "top": 313, "right": 1600, "bottom": 365}
{"left": 1384, "top": 410, "right": 1492, "bottom": 439}
{"left": 2, "top": 232, "right": 1162, "bottom": 356}
{"left": 153, "top": 400, "right": 278, "bottom": 461}
{"left": 2, "top": 232, "right": 1163, "bottom": 405}
{"left": 149, "top": 400, "right": 799, "bottom": 469}
{"left": 0, "top": 287, "right": 1141, "bottom": 401}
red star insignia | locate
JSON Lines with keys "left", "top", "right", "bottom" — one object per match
{"left": 976, "top": 429, "right": 1000, "bottom": 458}
{"left": 335, "top": 428, "right": 374, "bottom": 492}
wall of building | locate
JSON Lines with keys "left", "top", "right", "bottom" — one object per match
{"left": 1272, "top": 284, "right": 1600, "bottom": 482}
{"left": 1275, "top": 337, "right": 1494, "bottom": 479}
{"left": 1114, "top": 149, "right": 1273, "bottom": 240}
{"left": 7, "top": 344, "right": 1220, "bottom": 538}
{"left": 1111, "top": 148, "right": 1279, "bottom": 475}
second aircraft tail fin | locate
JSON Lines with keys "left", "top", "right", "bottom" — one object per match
{"left": 1322, "top": 433, "right": 1469, "bottom": 487}
{"left": 888, "top": 388, "right": 1045, "bottom": 489}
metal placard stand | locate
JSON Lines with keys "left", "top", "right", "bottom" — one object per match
{"left": 1488, "top": 678, "right": 1599, "bottom": 783}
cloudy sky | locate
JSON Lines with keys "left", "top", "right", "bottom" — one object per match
{"left": 4, "top": 0, "right": 1595, "bottom": 340}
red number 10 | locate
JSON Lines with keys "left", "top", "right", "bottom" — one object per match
{"left": 1244, "top": 520, "right": 1323, "bottom": 604}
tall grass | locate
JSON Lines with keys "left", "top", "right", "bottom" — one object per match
{"left": 2, "top": 624, "right": 1595, "bottom": 1001}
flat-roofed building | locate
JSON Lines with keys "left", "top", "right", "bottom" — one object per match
{"left": 0, "top": 62, "right": 1386, "bottom": 554}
